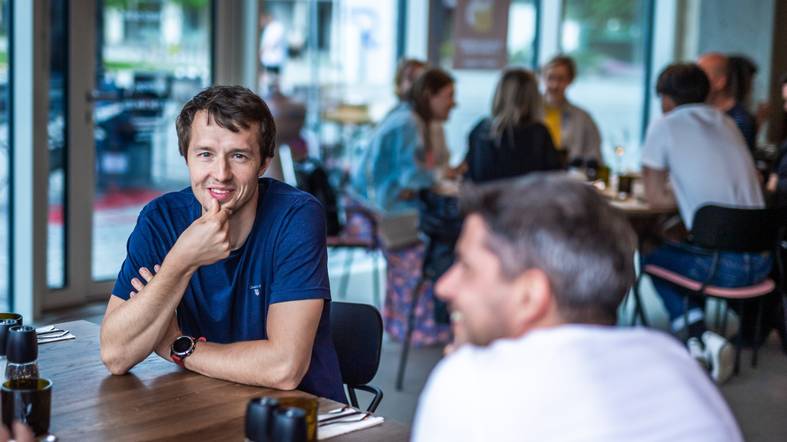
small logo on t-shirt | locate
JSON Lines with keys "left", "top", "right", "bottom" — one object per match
{"left": 250, "top": 284, "right": 262, "bottom": 296}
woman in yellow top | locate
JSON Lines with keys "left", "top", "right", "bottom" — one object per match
{"left": 541, "top": 55, "right": 602, "bottom": 168}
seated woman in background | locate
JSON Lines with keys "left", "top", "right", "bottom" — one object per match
{"left": 464, "top": 68, "right": 562, "bottom": 183}
{"left": 353, "top": 67, "right": 455, "bottom": 214}
{"left": 541, "top": 55, "right": 602, "bottom": 168}
{"left": 352, "top": 67, "right": 458, "bottom": 346}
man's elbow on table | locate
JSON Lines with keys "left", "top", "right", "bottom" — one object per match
{"left": 265, "top": 358, "right": 311, "bottom": 391}
{"left": 100, "top": 345, "right": 133, "bottom": 375}
{"left": 99, "top": 328, "right": 140, "bottom": 375}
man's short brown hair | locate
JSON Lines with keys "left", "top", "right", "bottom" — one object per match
{"left": 176, "top": 85, "right": 277, "bottom": 160}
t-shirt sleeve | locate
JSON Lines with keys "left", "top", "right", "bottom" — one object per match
{"left": 111, "top": 212, "right": 167, "bottom": 300}
{"left": 269, "top": 198, "right": 331, "bottom": 303}
{"left": 641, "top": 119, "right": 669, "bottom": 170}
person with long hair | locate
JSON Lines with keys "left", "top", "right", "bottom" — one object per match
{"left": 350, "top": 67, "right": 458, "bottom": 346}
{"left": 464, "top": 69, "right": 562, "bottom": 183}
{"left": 353, "top": 67, "right": 456, "bottom": 214}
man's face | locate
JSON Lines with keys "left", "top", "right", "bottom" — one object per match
{"left": 186, "top": 110, "right": 268, "bottom": 216}
{"left": 435, "top": 215, "right": 517, "bottom": 346}
{"left": 429, "top": 84, "right": 456, "bottom": 121}
{"left": 544, "top": 64, "right": 572, "bottom": 100}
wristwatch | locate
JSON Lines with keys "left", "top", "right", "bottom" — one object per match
{"left": 170, "top": 335, "right": 206, "bottom": 367}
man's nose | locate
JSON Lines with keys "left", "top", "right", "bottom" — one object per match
{"left": 434, "top": 265, "right": 457, "bottom": 301}
{"left": 212, "top": 157, "right": 231, "bottom": 181}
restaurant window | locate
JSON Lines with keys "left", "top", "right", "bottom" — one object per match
{"left": 559, "top": 0, "right": 650, "bottom": 172}
{"left": 0, "top": 0, "right": 9, "bottom": 308}
{"left": 48, "top": 0, "right": 68, "bottom": 289}
{"left": 260, "top": 0, "right": 399, "bottom": 157}
{"left": 92, "top": 0, "right": 212, "bottom": 281}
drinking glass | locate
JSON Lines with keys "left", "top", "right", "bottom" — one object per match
{"left": 1, "top": 378, "right": 52, "bottom": 436}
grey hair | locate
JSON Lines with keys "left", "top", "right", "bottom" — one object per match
{"left": 460, "top": 173, "right": 637, "bottom": 325}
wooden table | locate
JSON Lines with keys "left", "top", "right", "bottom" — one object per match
{"left": 40, "top": 321, "right": 410, "bottom": 441}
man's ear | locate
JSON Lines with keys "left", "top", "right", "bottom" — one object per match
{"left": 508, "top": 269, "right": 556, "bottom": 334}
{"left": 258, "top": 156, "right": 273, "bottom": 176}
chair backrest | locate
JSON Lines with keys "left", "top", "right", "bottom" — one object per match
{"left": 690, "top": 205, "right": 787, "bottom": 252}
{"left": 329, "top": 301, "right": 383, "bottom": 387}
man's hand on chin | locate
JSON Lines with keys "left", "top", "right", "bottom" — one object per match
{"left": 168, "top": 196, "right": 233, "bottom": 270}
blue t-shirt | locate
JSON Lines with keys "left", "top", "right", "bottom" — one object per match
{"left": 111, "top": 178, "right": 346, "bottom": 402}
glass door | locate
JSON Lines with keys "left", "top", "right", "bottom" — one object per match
{"left": 92, "top": 0, "right": 212, "bottom": 281}
{"left": 0, "top": 0, "right": 9, "bottom": 309}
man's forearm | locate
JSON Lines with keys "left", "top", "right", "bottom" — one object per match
{"left": 100, "top": 257, "right": 195, "bottom": 374}
{"left": 647, "top": 187, "right": 676, "bottom": 208}
{"left": 183, "top": 340, "right": 311, "bottom": 390}
{"left": 643, "top": 167, "right": 676, "bottom": 209}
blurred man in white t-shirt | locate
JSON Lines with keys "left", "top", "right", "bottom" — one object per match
{"left": 412, "top": 174, "right": 742, "bottom": 442}
{"left": 642, "top": 63, "right": 768, "bottom": 384}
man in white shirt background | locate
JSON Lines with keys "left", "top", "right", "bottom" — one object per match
{"left": 412, "top": 174, "right": 742, "bottom": 442}
{"left": 642, "top": 63, "right": 769, "bottom": 384}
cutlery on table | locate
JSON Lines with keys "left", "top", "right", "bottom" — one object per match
{"left": 318, "top": 412, "right": 371, "bottom": 427}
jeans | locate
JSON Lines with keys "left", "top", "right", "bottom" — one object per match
{"left": 644, "top": 241, "right": 772, "bottom": 332}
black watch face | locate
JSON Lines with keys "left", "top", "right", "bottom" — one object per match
{"left": 172, "top": 336, "right": 193, "bottom": 354}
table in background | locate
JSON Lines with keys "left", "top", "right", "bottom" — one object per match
{"left": 40, "top": 320, "right": 409, "bottom": 441}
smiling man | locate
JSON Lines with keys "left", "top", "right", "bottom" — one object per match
{"left": 99, "top": 86, "right": 345, "bottom": 402}
{"left": 412, "top": 174, "right": 742, "bottom": 442}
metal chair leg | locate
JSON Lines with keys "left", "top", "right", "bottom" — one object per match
{"left": 752, "top": 297, "right": 765, "bottom": 368}
{"left": 714, "top": 300, "right": 723, "bottom": 330}
{"left": 720, "top": 301, "right": 729, "bottom": 337}
{"left": 395, "top": 275, "right": 427, "bottom": 391}
{"left": 347, "top": 387, "right": 360, "bottom": 409}
{"left": 734, "top": 300, "right": 744, "bottom": 375}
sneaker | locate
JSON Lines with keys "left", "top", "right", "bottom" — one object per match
{"left": 687, "top": 337, "right": 709, "bottom": 371}
{"left": 702, "top": 331, "right": 735, "bottom": 384}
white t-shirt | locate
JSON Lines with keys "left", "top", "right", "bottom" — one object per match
{"left": 412, "top": 325, "right": 742, "bottom": 442}
{"left": 641, "top": 104, "right": 763, "bottom": 229}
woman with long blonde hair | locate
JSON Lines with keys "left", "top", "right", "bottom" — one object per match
{"left": 465, "top": 68, "right": 561, "bottom": 183}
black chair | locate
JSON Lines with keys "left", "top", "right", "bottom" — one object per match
{"left": 638, "top": 205, "right": 786, "bottom": 374}
{"left": 330, "top": 301, "right": 384, "bottom": 412}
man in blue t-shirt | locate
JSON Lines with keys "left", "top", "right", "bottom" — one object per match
{"left": 99, "top": 86, "right": 345, "bottom": 402}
